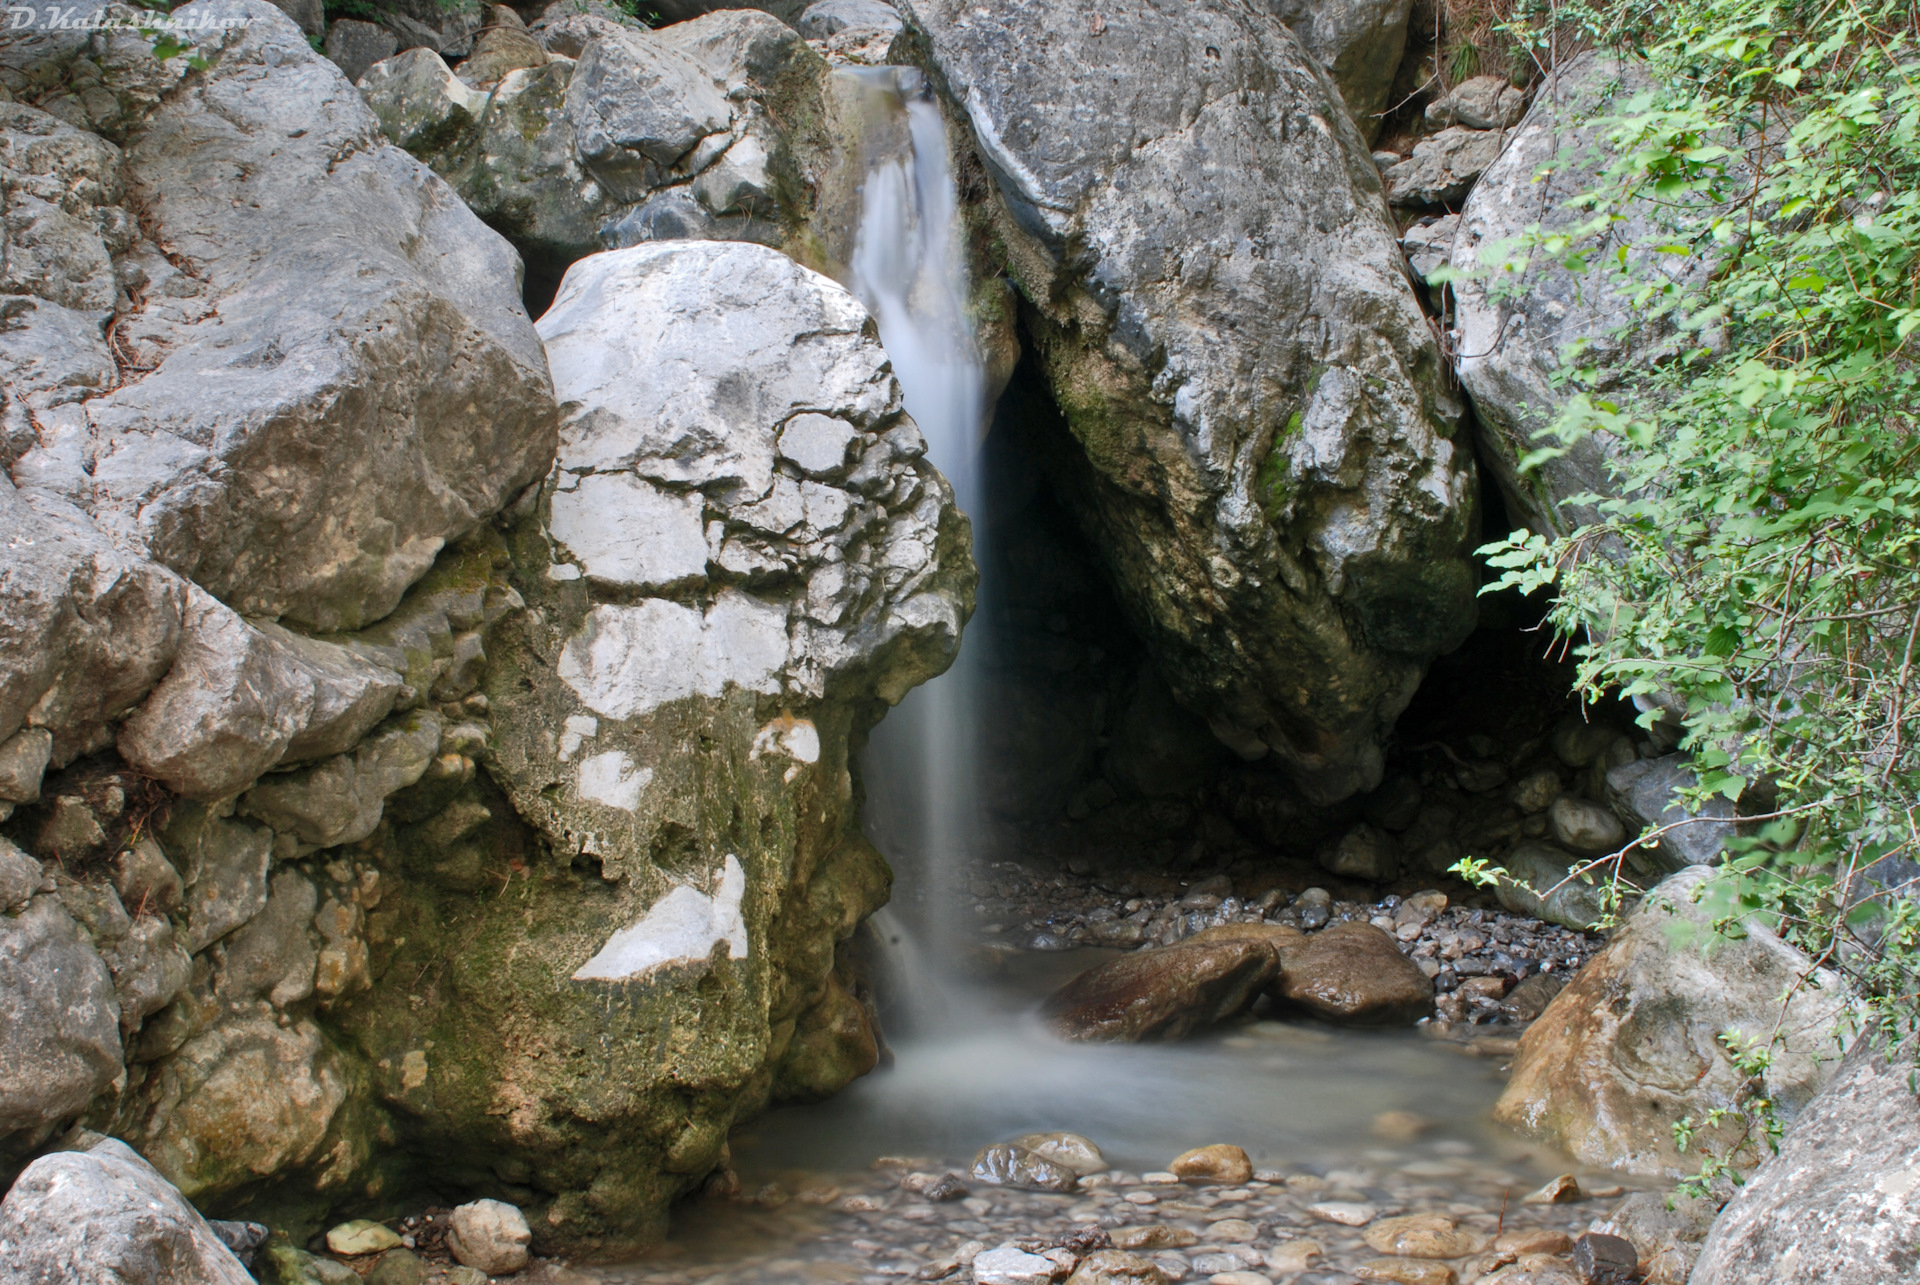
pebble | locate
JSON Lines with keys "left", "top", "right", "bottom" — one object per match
{"left": 447, "top": 1199, "right": 531, "bottom": 1275}
{"left": 1371, "top": 1111, "right": 1434, "bottom": 1142}
{"left": 1362, "top": 1213, "right": 1483, "bottom": 1259}
{"left": 1207, "top": 1273, "right": 1271, "bottom": 1285}
{"left": 1206, "top": 1219, "right": 1257, "bottom": 1243}
{"left": 974, "top": 1246, "right": 1062, "bottom": 1285}
{"left": 1113, "top": 1226, "right": 1198, "bottom": 1250}
{"left": 1263, "top": 1240, "right": 1322, "bottom": 1274}
{"left": 366, "top": 1248, "right": 427, "bottom": 1285}
{"left": 1521, "top": 1174, "right": 1582, "bottom": 1205}
{"left": 1169, "top": 1145, "right": 1253, "bottom": 1185}
{"left": 1355, "top": 1259, "right": 1457, "bottom": 1285}
{"left": 1495, "top": 1229, "right": 1572, "bottom": 1255}
{"left": 1306, "top": 1201, "right": 1379, "bottom": 1226}
{"left": 326, "top": 1220, "right": 402, "bottom": 1256}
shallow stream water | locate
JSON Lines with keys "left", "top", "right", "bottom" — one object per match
{"left": 610, "top": 953, "right": 1644, "bottom": 1285}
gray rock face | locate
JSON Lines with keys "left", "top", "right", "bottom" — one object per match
{"left": 1604, "top": 754, "right": 1734, "bottom": 867}
{"left": 900, "top": 0, "right": 1476, "bottom": 802}
{"left": 1692, "top": 1040, "right": 1920, "bottom": 1285}
{"left": 327, "top": 19, "right": 401, "bottom": 84}
{"left": 267, "top": 0, "right": 323, "bottom": 36}
{"left": 117, "top": 590, "right": 404, "bottom": 800}
{"left": 329, "top": 238, "right": 975, "bottom": 1249}
{"left": 361, "top": 10, "right": 838, "bottom": 273}
{"left": 1497, "top": 867, "right": 1849, "bottom": 1176}
{"left": 1493, "top": 840, "right": 1608, "bottom": 931}
{"left": 1451, "top": 53, "right": 1730, "bottom": 534}
{"left": 0, "top": 838, "right": 40, "bottom": 912}
{"left": 797, "top": 0, "right": 903, "bottom": 38}
{"left": 239, "top": 711, "right": 443, "bottom": 851}
{"left": 1384, "top": 125, "right": 1505, "bottom": 205}
{"left": 495, "top": 238, "right": 973, "bottom": 852}
{"left": 1399, "top": 214, "right": 1460, "bottom": 283}
{"left": 6, "top": 0, "right": 557, "bottom": 634}
{"left": 1425, "top": 74, "right": 1526, "bottom": 129}
{"left": 1269, "top": 0, "right": 1415, "bottom": 138}
{"left": 0, "top": 898, "right": 122, "bottom": 1149}
{"left": 0, "top": 481, "right": 188, "bottom": 768}
{"left": 0, "top": 1136, "right": 255, "bottom": 1285}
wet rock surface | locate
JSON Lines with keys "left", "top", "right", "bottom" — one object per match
{"left": 960, "top": 861, "right": 1603, "bottom": 1033}
{"left": 1042, "top": 940, "right": 1279, "bottom": 1042}
{"left": 900, "top": 0, "right": 1478, "bottom": 805}
{"left": 1272, "top": 922, "right": 1434, "bottom": 1027}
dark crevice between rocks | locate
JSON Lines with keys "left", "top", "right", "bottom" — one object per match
{"left": 926, "top": 336, "right": 1644, "bottom": 968}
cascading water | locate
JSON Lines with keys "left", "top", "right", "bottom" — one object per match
{"left": 844, "top": 69, "right": 989, "bottom": 994}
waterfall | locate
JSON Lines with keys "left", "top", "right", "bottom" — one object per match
{"left": 845, "top": 69, "right": 988, "bottom": 991}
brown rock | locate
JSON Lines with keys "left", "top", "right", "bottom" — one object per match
{"left": 1063, "top": 1249, "right": 1168, "bottom": 1285}
{"left": 1493, "top": 1230, "right": 1572, "bottom": 1256}
{"left": 1272, "top": 922, "right": 1434, "bottom": 1025}
{"left": 1355, "top": 1259, "right": 1457, "bottom": 1284}
{"left": 1362, "top": 1213, "right": 1485, "bottom": 1258}
{"left": 1501, "top": 972, "right": 1566, "bottom": 1021}
{"left": 1042, "top": 940, "right": 1278, "bottom": 1042}
{"left": 1168, "top": 1143, "right": 1253, "bottom": 1184}
{"left": 1266, "top": 1240, "right": 1324, "bottom": 1274}
{"left": 1521, "top": 1174, "right": 1582, "bottom": 1205}
{"left": 1109, "top": 1225, "right": 1198, "bottom": 1251}
{"left": 1485, "top": 1257, "right": 1583, "bottom": 1285}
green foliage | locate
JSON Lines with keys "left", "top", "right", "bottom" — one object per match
{"left": 1475, "top": 0, "right": 1920, "bottom": 1189}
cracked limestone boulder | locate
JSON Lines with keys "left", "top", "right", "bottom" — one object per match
{"left": 3, "top": 0, "right": 557, "bottom": 635}
{"left": 1496, "top": 867, "right": 1850, "bottom": 1177}
{"left": 1451, "top": 53, "right": 1736, "bottom": 534}
{"left": 322, "top": 239, "right": 974, "bottom": 1255}
{"left": 898, "top": 0, "right": 1476, "bottom": 802}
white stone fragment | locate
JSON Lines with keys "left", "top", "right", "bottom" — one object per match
{"left": 549, "top": 471, "right": 708, "bottom": 590}
{"left": 558, "top": 713, "right": 599, "bottom": 762}
{"left": 557, "top": 591, "right": 789, "bottom": 721}
{"left": 970, "top": 1245, "right": 1060, "bottom": 1285}
{"left": 572, "top": 854, "right": 749, "bottom": 981}
{"left": 575, "top": 750, "right": 652, "bottom": 812}
{"left": 778, "top": 412, "right": 861, "bottom": 478}
{"left": 750, "top": 716, "right": 821, "bottom": 783}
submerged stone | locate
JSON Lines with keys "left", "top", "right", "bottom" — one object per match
{"left": 971, "top": 1143, "right": 1079, "bottom": 1193}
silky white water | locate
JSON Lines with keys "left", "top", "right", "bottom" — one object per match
{"left": 847, "top": 69, "right": 989, "bottom": 981}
